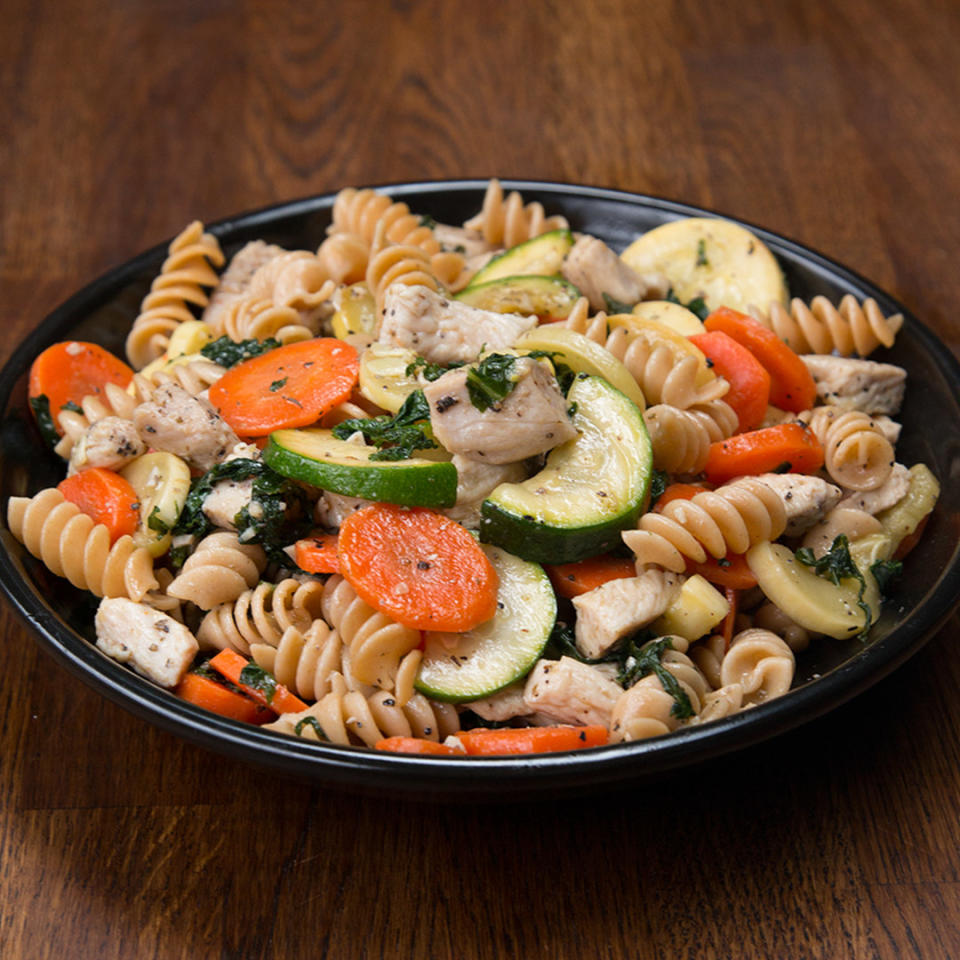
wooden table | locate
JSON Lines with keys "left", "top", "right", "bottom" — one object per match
{"left": 2, "top": 2, "right": 959, "bottom": 957}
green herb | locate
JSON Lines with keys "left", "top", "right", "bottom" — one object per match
{"left": 294, "top": 716, "right": 329, "bottom": 740}
{"left": 648, "top": 469, "right": 669, "bottom": 508}
{"left": 28, "top": 394, "right": 60, "bottom": 448}
{"left": 60, "top": 400, "right": 83, "bottom": 414}
{"left": 418, "top": 214, "right": 437, "bottom": 230}
{"left": 168, "top": 544, "right": 191, "bottom": 569}
{"left": 870, "top": 558, "right": 903, "bottom": 596}
{"left": 466, "top": 353, "right": 518, "bottom": 411}
{"left": 192, "top": 659, "right": 248, "bottom": 697}
{"left": 795, "top": 534, "right": 873, "bottom": 635}
{"left": 200, "top": 336, "right": 280, "bottom": 368}
{"left": 333, "top": 390, "right": 437, "bottom": 461}
{"left": 405, "top": 355, "right": 461, "bottom": 382}
{"left": 617, "top": 635, "right": 694, "bottom": 719}
{"left": 602, "top": 293, "right": 636, "bottom": 314}
{"left": 147, "top": 505, "right": 170, "bottom": 534}
{"left": 665, "top": 288, "right": 710, "bottom": 321}
{"left": 696, "top": 238, "right": 709, "bottom": 267}
{"left": 238, "top": 663, "right": 277, "bottom": 703}
{"left": 772, "top": 461, "right": 793, "bottom": 474}
{"left": 269, "top": 377, "right": 288, "bottom": 392}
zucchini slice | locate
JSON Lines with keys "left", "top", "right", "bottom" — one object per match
{"left": 415, "top": 544, "right": 555, "bottom": 702}
{"left": 467, "top": 229, "right": 574, "bottom": 287}
{"left": 454, "top": 275, "right": 581, "bottom": 319}
{"left": 357, "top": 343, "right": 422, "bottom": 414}
{"left": 264, "top": 429, "right": 457, "bottom": 507}
{"left": 480, "top": 375, "right": 652, "bottom": 563}
{"left": 120, "top": 452, "right": 192, "bottom": 557}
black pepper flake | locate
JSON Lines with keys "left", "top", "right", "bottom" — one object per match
{"left": 417, "top": 560, "right": 431, "bottom": 570}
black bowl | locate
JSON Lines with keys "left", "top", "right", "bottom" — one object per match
{"left": 2, "top": 180, "right": 959, "bottom": 799}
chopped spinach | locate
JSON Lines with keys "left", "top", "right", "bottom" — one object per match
{"left": 870, "top": 558, "right": 903, "bottom": 596}
{"left": 61, "top": 400, "right": 83, "bottom": 414}
{"left": 333, "top": 390, "right": 437, "bottom": 461}
{"left": 543, "top": 619, "right": 621, "bottom": 666}
{"left": 405, "top": 355, "right": 461, "bottom": 382}
{"left": 617, "top": 635, "right": 694, "bottom": 719}
{"left": 695, "top": 238, "right": 709, "bottom": 268}
{"left": 795, "top": 534, "right": 873, "bottom": 635}
{"left": 147, "top": 505, "right": 170, "bottom": 534}
{"left": 269, "top": 377, "right": 288, "bottom": 392}
{"left": 200, "top": 336, "right": 280, "bottom": 368}
{"left": 418, "top": 214, "right": 437, "bottom": 230}
{"left": 466, "top": 353, "right": 519, "bottom": 411}
{"left": 648, "top": 469, "right": 669, "bottom": 509}
{"left": 29, "top": 394, "right": 60, "bottom": 448}
{"left": 602, "top": 293, "right": 636, "bottom": 314}
{"left": 665, "top": 288, "right": 710, "bottom": 321}
{"left": 294, "top": 716, "right": 329, "bottom": 740}
{"left": 238, "top": 662, "right": 277, "bottom": 703}
{"left": 168, "top": 543, "right": 191, "bottom": 569}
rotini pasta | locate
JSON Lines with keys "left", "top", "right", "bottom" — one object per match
{"left": 797, "top": 407, "right": 894, "bottom": 491}
{"left": 643, "top": 400, "right": 738, "bottom": 474}
{"left": 166, "top": 532, "right": 267, "bottom": 610}
{"left": 463, "top": 178, "right": 569, "bottom": 248}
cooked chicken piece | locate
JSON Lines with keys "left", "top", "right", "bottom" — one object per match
{"left": 464, "top": 681, "right": 534, "bottom": 723}
{"left": 432, "top": 223, "right": 495, "bottom": 259}
{"left": 134, "top": 383, "right": 241, "bottom": 472}
{"left": 444, "top": 455, "right": 526, "bottom": 529}
{"left": 202, "top": 477, "right": 255, "bottom": 531}
{"left": 378, "top": 284, "right": 537, "bottom": 365}
{"left": 760, "top": 405, "right": 795, "bottom": 428}
{"left": 802, "top": 355, "right": 906, "bottom": 416}
{"left": 523, "top": 656, "right": 624, "bottom": 727}
{"left": 316, "top": 491, "right": 371, "bottom": 528}
{"left": 754, "top": 473, "right": 843, "bottom": 535}
{"left": 837, "top": 462, "right": 911, "bottom": 514}
{"left": 423, "top": 358, "right": 577, "bottom": 464}
{"left": 573, "top": 569, "right": 682, "bottom": 659}
{"left": 561, "top": 234, "right": 666, "bottom": 310}
{"left": 95, "top": 597, "right": 198, "bottom": 688}
{"left": 68, "top": 416, "right": 146, "bottom": 475}
{"left": 872, "top": 416, "right": 901, "bottom": 446}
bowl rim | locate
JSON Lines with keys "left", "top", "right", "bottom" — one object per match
{"left": 3, "top": 178, "right": 959, "bottom": 797}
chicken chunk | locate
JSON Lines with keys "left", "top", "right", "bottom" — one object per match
{"left": 573, "top": 569, "right": 682, "bottom": 659}
{"left": 423, "top": 357, "right": 577, "bottom": 464}
{"left": 523, "top": 656, "right": 624, "bottom": 727}
{"left": 444, "top": 455, "right": 526, "bottom": 529}
{"left": 202, "top": 477, "right": 255, "bottom": 531}
{"left": 837, "top": 462, "right": 911, "bottom": 514}
{"left": 561, "top": 234, "right": 666, "bottom": 311}
{"left": 133, "top": 383, "right": 241, "bottom": 472}
{"left": 95, "top": 597, "right": 198, "bottom": 688}
{"left": 463, "top": 681, "right": 534, "bottom": 723}
{"left": 432, "top": 223, "right": 495, "bottom": 259}
{"left": 802, "top": 355, "right": 906, "bottom": 416}
{"left": 378, "top": 284, "right": 537, "bottom": 365}
{"left": 315, "top": 491, "right": 372, "bottom": 528}
{"left": 754, "top": 473, "right": 843, "bottom": 535}
{"left": 68, "top": 416, "right": 146, "bottom": 475}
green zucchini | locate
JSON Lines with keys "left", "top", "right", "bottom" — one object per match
{"left": 467, "top": 229, "right": 574, "bottom": 287}
{"left": 415, "top": 544, "right": 555, "bottom": 702}
{"left": 479, "top": 374, "right": 652, "bottom": 563}
{"left": 264, "top": 429, "right": 457, "bottom": 507}
{"left": 454, "top": 275, "right": 581, "bottom": 319}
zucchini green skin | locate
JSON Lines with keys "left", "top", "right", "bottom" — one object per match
{"left": 263, "top": 429, "right": 458, "bottom": 508}
{"left": 467, "top": 229, "right": 574, "bottom": 287}
{"left": 479, "top": 375, "right": 652, "bottom": 563}
{"left": 454, "top": 275, "right": 581, "bottom": 319}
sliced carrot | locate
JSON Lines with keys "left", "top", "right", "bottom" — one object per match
{"left": 294, "top": 533, "right": 340, "bottom": 574}
{"left": 720, "top": 587, "right": 738, "bottom": 652}
{"left": 29, "top": 341, "right": 134, "bottom": 436}
{"left": 337, "top": 503, "right": 498, "bottom": 632}
{"left": 704, "top": 422, "right": 824, "bottom": 485}
{"left": 57, "top": 467, "right": 140, "bottom": 542}
{"left": 175, "top": 672, "right": 275, "bottom": 724}
{"left": 208, "top": 338, "right": 359, "bottom": 437}
{"left": 654, "top": 482, "right": 712, "bottom": 511}
{"left": 545, "top": 554, "right": 636, "bottom": 598}
{"left": 687, "top": 553, "right": 758, "bottom": 590}
{"left": 456, "top": 725, "right": 609, "bottom": 755}
{"left": 689, "top": 330, "right": 770, "bottom": 432}
{"left": 375, "top": 737, "right": 464, "bottom": 755}
{"left": 704, "top": 307, "right": 816, "bottom": 412}
{"left": 208, "top": 649, "right": 309, "bottom": 714}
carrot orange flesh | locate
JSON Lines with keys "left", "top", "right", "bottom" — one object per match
{"left": 208, "top": 338, "right": 359, "bottom": 436}
{"left": 704, "top": 307, "right": 816, "bottom": 412}
{"left": 294, "top": 533, "right": 340, "bottom": 574}
{"left": 689, "top": 330, "right": 770, "bottom": 432}
{"left": 687, "top": 553, "right": 758, "bottom": 590}
{"left": 57, "top": 468, "right": 140, "bottom": 542}
{"left": 337, "top": 503, "right": 499, "bottom": 632}
{"left": 456, "top": 725, "right": 609, "bottom": 755}
{"left": 655, "top": 482, "right": 712, "bottom": 511}
{"left": 546, "top": 554, "right": 636, "bottom": 599}
{"left": 704, "top": 422, "right": 824, "bottom": 485}
{"left": 29, "top": 341, "right": 134, "bottom": 436}
{"left": 175, "top": 672, "right": 275, "bottom": 724}
{"left": 208, "top": 649, "right": 309, "bottom": 714}
{"left": 375, "top": 737, "right": 464, "bottom": 755}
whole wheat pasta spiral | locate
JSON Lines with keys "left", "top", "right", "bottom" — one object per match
{"left": 643, "top": 399, "right": 739, "bottom": 474}
{"left": 250, "top": 620, "right": 342, "bottom": 702}
{"left": 316, "top": 231, "right": 369, "bottom": 285}
{"left": 797, "top": 407, "right": 894, "bottom": 491}
{"left": 196, "top": 577, "right": 326, "bottom": 654}
{"left": 720, "top": 628, "right": 795, "bottom": 705}
{"left": 752, "top": 602, "right": 811, "bottom": 653}
{"left": 218, "top": 294, "right": 319, "bottom": 345}
{"left": 463, "top": 178, "right": 569, "bottom": 248}
{"left": 624, "top": 477, "right": 787, "bottom": 572}
{"left": 245, "top": 251, "right": 336, "bottom": 317}
{"left": 125, "top": 221, "right": 225, "bottom": 369}
{"left": 365, "top": 243, "right": 441, "bottom": 317}
{"left": 166, "top": 532, "right": 266, "bottom": 610}
{"left": 748, "top": 295, "right": 903, "bottom": 358}
{"left": 7, "top": 488, "right": 158, "bottom": 600}
{"left": 321, "top": 575, "right": 422, "bottom": 692}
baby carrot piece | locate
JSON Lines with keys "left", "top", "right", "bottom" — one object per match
{"left": 337, "top": 503, "right": 499, "bottom": 632}
{"left": 294, "top": 533, "right": 340, "bottom": 574}
{"left": 689, "top": 330, "right": 770, "bottom": 432}
{"left": 687, "top": 553, "right": 758, "bottom": 590}
{"left": 704, "top": 422, "right": 824, "bottom": 485}
{"left": 29, "top": 341, "right": 134, "bottom": 437}
{"left": 375, "top": 737, "right": 464, "bottom": 755}
{"left": 208, "top": 649, "right": 309, "bottom": 714}
{"left": 457, "top": 725, "right": 609, "bottom": 755}
{"left": 654, "top": 482, "right": 712, "bottom": 511}
{"left": 208, "top": 338, "right": 359, "bottom": 436}
{"left": 545, "top": 554, "right": 636, "bottom": 599}
{"left": 704, "top": 307, "right": 816, "bottom": 412}
{"left": 57, "top": 467, "right": 140, "bottom": 542}
{"left": 175, "top": 672, "right": 275, "bottom": 724}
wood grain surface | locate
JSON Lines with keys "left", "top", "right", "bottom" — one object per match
{"left": 2, "top": 1, "right": 959, "bottom": 957}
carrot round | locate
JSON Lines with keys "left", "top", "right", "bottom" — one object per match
{"left": 208, "top": 338, "right": 359, "bottom": 436}
{"left": 337, "top": 503, "right": 499, "bottom": 632}
{"left": 208, "top": 649, "right": 309, "bottom": 714}
{"left": 175, "top": 672, "right": 275, "bottom": 724}
{"left": 456, "top": 725, "right": 609, "bottom": 755}
{"left": 704, "top": 422, "right": 824, "bottom": 485}
{"left": 689, "top": 330, "right": 770, "bottom": 432}
{"left": 294, "top": 533, "right": 340, "bottom": 574}
{"left": 655, "top": 482, "right": 712, "bottom": 511}
{"left": 29, "top": 341, "right": 134, "bottom": 436}
{"left": 687, "top": 553, "right": 758, "bottom": 590}
{"left": 704, "top": 307, "right": 816, "bottom": 412}
{"left": 57, "top": 467, "right": 140, "bottom": 542}
{"left": 375, "top": 737, "right": 464, "bottom": 755}
{"left": 545, "top": 554, "right": 636, "bottom": 599}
